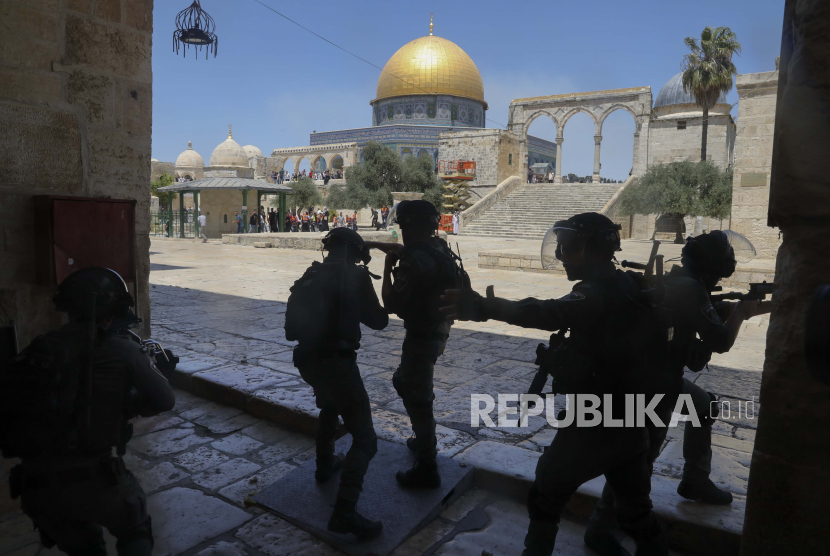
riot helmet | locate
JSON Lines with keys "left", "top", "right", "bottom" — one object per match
{"left": 321, "top": 227, "right": 370, "bottom": 264}
{"left": 53, "top": 267, "right": 134, "bottom": 321}
{"left": 392, "top": 200, "right": 440, "bottom": 231}
{"left": 541, "top": 212, "right": 622, "bottom": 269}
{"left": 681, "top": 230, "right": 753, "bottom": 279}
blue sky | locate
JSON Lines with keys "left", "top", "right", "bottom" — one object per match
{"left": 153, "top": 0, "right": 784, "bottom": 181}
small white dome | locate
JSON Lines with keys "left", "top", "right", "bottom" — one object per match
{"left": 151, "top": 158, "right": 159, "bottom": 162}
{"left": 243, "top": 145, "right": 263, "bottom": 159}
{"left": 175, "top": 141, "right": 204, "bottom": 168}
{"left": 210, "top": 128, "right": 249, "bottom": 167}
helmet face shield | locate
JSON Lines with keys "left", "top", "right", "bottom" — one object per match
{"left": 721, "top": 230, "right": 756, "bottom": 264}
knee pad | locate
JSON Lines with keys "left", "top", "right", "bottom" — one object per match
{"left": 352, "top": 431, "right": 378, "bottom": 458}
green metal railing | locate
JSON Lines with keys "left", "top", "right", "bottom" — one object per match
{"left": 150, "top": 212, "right": 194, "bottom": 238}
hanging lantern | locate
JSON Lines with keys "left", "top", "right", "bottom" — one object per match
{"left": 173, "top": 0, "right": 218, "bottom": 59}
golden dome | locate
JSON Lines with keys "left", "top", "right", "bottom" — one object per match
{"left": 373, "top": 31, "right": 486, "bottom": 107}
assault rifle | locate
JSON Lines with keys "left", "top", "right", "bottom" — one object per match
{"left": 710, "top": 281, "right": 775, "bottom": 303}
{"left": 110, "top": 312, "right": 179, "bottom": 376}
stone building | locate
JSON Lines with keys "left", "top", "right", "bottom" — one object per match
{"left": 304, "top": 16, "right": 557, "bottom": 178}
{"left": 729, "top": 63, "right": 781, "bottom": 259}
{"left": 648, "top": 73, "right": 736, "bottom": 169}
{"left": 1, "top": 0, "right": 154, "bottom": 343}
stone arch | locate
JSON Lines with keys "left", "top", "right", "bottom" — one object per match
{"left": 560, "top": 107, "right": 598, "bottom": 131}
{"left": 330, "top": 155, "right": 344, "bottom": 172}
{"left": 598, "top": 103, "right": 639, "bottom": 131}
{"left": 523, "top": 109, "right": 561, "bottom": 132}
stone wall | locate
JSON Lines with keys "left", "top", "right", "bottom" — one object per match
{"left": 647, "top": 109, "right": 735, "bottom": 169}
{"left": 730, "top": 69, "right": 781, "bottom": 259}
{"left": 151, "top": 160, "right": 175, "bottom": 181}
{"left": 198, "top": 189, "right": 261, "bottom": 238}
{"left": 0, "top": 0, "right": 154, "bottom": 344}
{"left": 438, "top": 129, "right": 520, "bottom": 186}
{"left": 741, "top": 2, "right": 830, "bottom": 552}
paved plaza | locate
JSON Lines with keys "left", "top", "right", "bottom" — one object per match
{"left": 1, "top": 236, "right": 768, "bottom": 556}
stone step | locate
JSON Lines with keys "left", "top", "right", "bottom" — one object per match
{"left": 162, "top": 351, "right": 742, "bottom": 556}
{"left": 462, "top": 182, "right": 622, "bottom": 238}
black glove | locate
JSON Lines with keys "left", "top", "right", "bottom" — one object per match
{"left": 455, "top": 288, "right": 490, "bottom": 322}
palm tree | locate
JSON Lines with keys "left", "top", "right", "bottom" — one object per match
{"left": 682, "top": 26, "right": 741, "bottom": 162}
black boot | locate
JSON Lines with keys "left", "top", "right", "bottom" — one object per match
{"left": 521, "top": 520, "right": 557, "bottom": 556}
{"left": 584, "top": 528, "right": 632, "bottom": 556}
{"left": 328, "top": 499, "right": 383, "bottom": 541}
{"left": 677, "top": 478, "right": 733, "bottom": 505}
{"left": 396, "top": 460, "right": 441, "bottom": 489}
{"left": 315, "top": 453, "right": 345, "bottom": 483}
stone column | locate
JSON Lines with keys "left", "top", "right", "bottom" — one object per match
{"left": 555, "top": 137, "right": 564, "bottom": 183}
{"left": 193, "top": 191, "right": 200, "bottom": 237}
{"left": 631, "top": 131, "right": 641, "bottom": 177}
{"left": 740, "top": 2, "right": 830, "bottom": 554}
{"left": 241, "top": 190, "right": 248, "bottom": 234}
{"left": 178, "top": 192, "right": 185, "bottom": 238}
{"left": 592, "top": 135, "right": 602, "bottom": 183}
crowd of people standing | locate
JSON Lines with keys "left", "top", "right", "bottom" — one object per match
{"left": 271, "top": 169, "right": 344, "bottom": 185}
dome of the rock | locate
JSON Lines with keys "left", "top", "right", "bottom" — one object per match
{"left": 373, "top": 34, "right": 485, "bottom": 106}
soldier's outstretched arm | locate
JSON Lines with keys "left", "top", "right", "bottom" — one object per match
{"left": 440, "top": 284, "right": 603, "bottom": 332}
{"left": 128, "top": 348, "right": 176, "bottom": 416}
{"left": 359, "top": 270, "right": 389, "bottom": 330}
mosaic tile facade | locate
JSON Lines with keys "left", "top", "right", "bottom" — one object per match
{"left": 371, "top": 95, "right": 485, "bottom": 128}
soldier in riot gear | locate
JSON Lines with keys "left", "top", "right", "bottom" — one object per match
{"left": 285, "top": 227, "right": 389, "bottom": 540}
{"left": 583, "top": 230, "right": 772, "bottom": 556}
{"left": 441, "top": 213, "right": 669, "bottom": 556}
{"left": 374, "top": 200, "right": 467, "bottom": 489}
{"left": 2, "top": 267, "right": 175, "bottom": 556}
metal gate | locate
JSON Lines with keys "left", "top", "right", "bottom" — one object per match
{"left": 151, "top": 212, "right": 194, "bottom": 238}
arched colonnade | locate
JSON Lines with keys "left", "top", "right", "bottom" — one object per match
{"left": 270, "top": 142, "right": 358, "bottom": 176}
{"left": 508, "top": 87, "right": 653, "bottom": 183}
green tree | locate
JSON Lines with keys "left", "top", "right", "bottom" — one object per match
{"left": 618, "top": 160, "right": 733, "bottom": 243}
{"left": 277, "top": 177, "right": 323, "bottom": 211}
{"left": 150, "top": 173, "right": 176, "bottom": 206}
{"left": 332, "top": 142, "right": 445, "bottom": 212}
{"left": 682, "top": 26, "right": 741, "bottom": 162}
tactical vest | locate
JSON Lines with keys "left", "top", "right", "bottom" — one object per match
{"left": 0, "top": 327, "right": 130, "bottom": 458}
{"left": 397, "top": 239, "right": 465, "bottom": 335}
{"left": 547, "top": 270, "right": 671, "bottom": 407}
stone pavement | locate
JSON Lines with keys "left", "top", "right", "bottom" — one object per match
{"left": 1, "top": 236, "right": 768, "bottom": 555}
{"left": 144, "top": 237, "right": 765, "bottom": 553}
{"left": 4, "top": 390, "right": 653, "bottom": 556}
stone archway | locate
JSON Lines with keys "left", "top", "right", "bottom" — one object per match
{"left": 508, "top": 87, "right": 652, "bottom": 183}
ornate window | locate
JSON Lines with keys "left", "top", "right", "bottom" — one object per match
{"left": 509, "top": 153, "right": 513, "bottom": 166}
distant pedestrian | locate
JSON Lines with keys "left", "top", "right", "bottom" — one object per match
{"left": 381, "top": 206, "right": 389, "bottom": 229}
{"left": 452, "top": 211, "right": 459, "bottom": 235}
{"left": 236, "top": 212, "right": 243, "bottom": 233}
{"left": 249, "top": 213, "right": 257, "bottom": 233}
{"left": 198, "top": 212, "right": 207, "bottom": 242}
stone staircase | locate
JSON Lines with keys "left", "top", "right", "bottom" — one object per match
{"left": 461, "top": 183, "right": 623, "bottom": 239}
